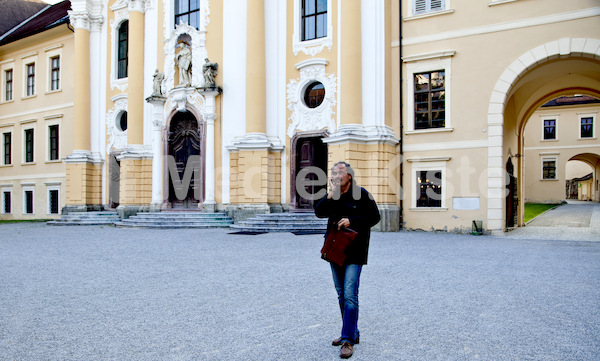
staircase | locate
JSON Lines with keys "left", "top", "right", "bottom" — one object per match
{"left": 47, "top": 211, "right": 120, "bottom": 226}
{"left": 229, "top": 212, "right": 328, "bottom": 234}
{"left": 115, "top": 211, "right": 234, "bottom": 228}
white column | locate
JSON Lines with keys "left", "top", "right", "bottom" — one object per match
{"left": 147, "top": 97, "right": 166, "bottom": 210}
{"left": 202, "top": 90, "right": 219, "bottom": 211}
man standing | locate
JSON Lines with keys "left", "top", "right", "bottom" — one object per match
{"left": 315, "top": 161, "right": 380, "bottom": 359}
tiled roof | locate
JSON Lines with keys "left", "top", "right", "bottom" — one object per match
{"left": 0, "top": 0, "right": 70, "bottom": 46}
{"left": 0, "top": 0, "right": 48, "bottom": 36}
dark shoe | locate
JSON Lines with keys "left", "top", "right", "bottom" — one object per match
{"left": 340, "top": 342, "right": 353, "bottom": 358}
{"left": 332, "top": 337, "right": 359, "bottom": 346}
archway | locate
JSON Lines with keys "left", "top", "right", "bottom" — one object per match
{"left": 166, "top": 111, "right": 205, "bottom": 209}
{"left": 487, "top": 38, "right": 600, "bottom": 231}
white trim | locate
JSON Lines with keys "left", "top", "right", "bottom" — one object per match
{"left": 362, "top": 0, "right": 386, "bottom": 130}
{"left": 1, "top": 61, "right": 15, "bottom": 103}
{"left": 0, "top": 103, "right": 74, "bottom": 121}
{"left": 525, "top": 144, "right": 600, "bottom": 151}
{"left": 488, "top": 0, "right": 519, "bottom": 6}
{"left": 22, "top": 56, "right": 37, "bottom": 98}
{"left": 45, "top": 119, "right": 61, "bottom": 162}
{"left": 109, "top": 13, "right": 129, "bottom": 91}
{"left": 22, "top": 186, "right": 34, "bottom": 215}
{"left": 0, "top": 173, "right": 65, "bottom": 182}
{"left": 21, "top": 123, "right": 36, "bottom": 164}
{"left": 411, "top": 161, "right": 447, "bottom": 209}
{"left": 292, "top": 0, "right": 333, "bottom": 56}
{"left": 45, "top": 47, "right": 62, "bottom": 93}
{"left": 404, "top": 139, "right": 487, "bottom": 152}
{"left": 46, "top": 185, "right": 60, "bottom": 215}
{"left": 1, "top": 187, "right": 11, "bottom": 214}
{"left": 403, "top": 7, "right": 600, "bottom": 46}
{"left": 1, "top": 128, "right": 13, "bottom": 166}
{"left": 540, "top": 155, "right": 558, "bottom": 180}
{"left": 540, "top": 114, "right": 558, "bottom": 141}
{"left": 405, "top": 57, "right": 452, "bottom": 132}
{"left": 402, "top": 50, "right": 455, "bottom": 63}
{"left": 578, "top": 112, "right": 596, "bottom": 139}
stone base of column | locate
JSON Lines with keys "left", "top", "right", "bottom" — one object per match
{"left": 116, "top": 204, "right": 152, "bottom": 219}
{"left": 117, "top": 146, "right": 153, "bottom": 209}
{"left": 64, "top": 151, "right": 104, "bottom": 212}
{"left": 224, "top": 203, "right": 271, "bottom": 223}
{"left": 202, "top": 201, "right": 217, "bottom": 213}
{"left": 61, "top": 204, "right": 104, "bottom": 215}
{"left": 374, "top": 204, "right": 400, "bottom": 232}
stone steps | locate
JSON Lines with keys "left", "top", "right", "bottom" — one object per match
{"left": 115, "top": 212, "right": 234, "bottom": 228}
{"left": 47, "top": 211, "right": 120, "bottom": 226}
{"left": 230, "top": 212, "right": 327, "bottom": 233}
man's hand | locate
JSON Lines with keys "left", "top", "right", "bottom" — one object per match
{"left": 337, "top": 218, "right": 350, "bottom": 229}
{"left": 327, "top": 178, "right": 338, "bottom": 199}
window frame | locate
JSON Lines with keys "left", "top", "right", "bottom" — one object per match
{"left": 410, "top": 160, "right": 448, "bottom": 210}
{"left": 541, "top": 156, "right": 557, "bottom": 180}
{"left": 578, "top": 113, "right": 595, "bottom": 139}
{"left": 50, "top": 56, "right": 60, "bottom": 91}
{"left": 413, "top": 70, "right": 446, "bottom": 130}
{"left": 4, "top": 68, "right": 13, "bottom": 101}
{"left": 1, "top": 187, "right": 11, "bottom": 214}
{"left": 117, "top": 20, "right": 129, "bottom": 80}
{"left": 23, "top": 186, "right": 34, "bottom": 215}
{"left": 47, "top": 185, "right": 60, "bottom": 215}
{"left": 301, "top": 0, "right": 327, "bottom": 42}
{"left": 293, "top": 0, "right": 332, "bottom": 56}
{"left": 25, "top": 63, "right": 35, "bottom": 97}
{"left": 23, "top": 127, "right": 34, "bottom": 164}
{"left": 405, "top": 57, "right": 453, "bottom": 133}
{"left": 3, "top": 131, "right": 11, "bottom": 165}
{"left": 48, "top": 124, "right": 59, "bottom": 161}
{"left": 174, "top": 0, "right": 201, "bottom": 30}
{"left": 540, "top": 115, "right": 558, "bottom": 141}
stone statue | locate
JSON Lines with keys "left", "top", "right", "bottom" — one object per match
{"left": 152, "top": 69, "right": 164, "bottom": 96}
{"left": 176, "top": 43, "right": 192, "bottom": 87}
{"left": 202, "top": 58, "right": 218, "bottom": 87}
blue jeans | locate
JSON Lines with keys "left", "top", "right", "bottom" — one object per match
{"left": 330, "top": 263, "right": 362, "bottom": 345}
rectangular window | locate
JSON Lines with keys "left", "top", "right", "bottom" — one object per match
{"left": 543, "top": 119, "right": 556, "bottom": 140}
{"left": 414, "top": 70, "right": 445, "bottom": 129}
{"left": 2, "top": 190, "right": 11, "bottom": 214}
{"left": 302, "top": 0, "right": 327, "bottom": 41}
{"left": 416, "top": 170, "right": 442, "bottom": 207}
{"left": 5, "top": 69, "right": 12, "bottom": 101}
{"left": 26, "top": 63, "right": 35, "bottom": 96}
{"left": 118, "top": 21, "right": 128, "bottom": 79}
{"left": 581, "top": 117, "right": 593, "bottom": 138}
{"left": 24, "top": 189, "right": 33, "bottom": 214}
{"left": 543, "top": 160, "right": 556, "bottom": 180}
{"left": 49, "top": 125, "right": 59, "bottom": 160}
{"left": 175, "top": 0, "right": 200, "bottom": 30}
{"left": 3, "top": 132, "right": 10, "bottom": 165}
{"left": 414, "top": 0, "right": 445, "bottom": 15}
{"left": 50, "top": 56, "right": 60, "bottom": 91}
{"left": 25, "top": 129, "right": 34, "bottom": 163}
{"left": 48, "top": 189, "right": 59, "bottom": 214}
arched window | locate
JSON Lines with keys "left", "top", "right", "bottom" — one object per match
{"left": 175, "top": 0, "right": 200, "bottom": 30}
{"left": 117, "top": 21, "right": 128, "bottom": 79}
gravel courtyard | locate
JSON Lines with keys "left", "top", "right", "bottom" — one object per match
{"left": 1, "top": 222, "right": 599, "bottom": 360}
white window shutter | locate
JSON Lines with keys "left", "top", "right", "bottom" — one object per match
{"left": 414, "top": 0, "right": 427, "bottom": 14}
{"left": 431, "top": 0, "right": 444, "bottom": 11}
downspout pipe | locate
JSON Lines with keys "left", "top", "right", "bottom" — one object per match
{"left": 399, "top": 1, "right": 404, "bottom": 229}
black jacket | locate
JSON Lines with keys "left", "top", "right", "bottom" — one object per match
{"left": 314, "top": 186, "right": 380, "bottom": 265}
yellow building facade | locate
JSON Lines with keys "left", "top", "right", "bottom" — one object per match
{"left": 1, "top": 0, "right": 599, "bottom": 233}
{"left": 0, "top": 1, "right": 74, "bottom": 220}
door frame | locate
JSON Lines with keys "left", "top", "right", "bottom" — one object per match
{"left": 290, "top": 131, "right": 328, "bottom": 211}
{"left": 162, "top": 107, "right": 206, "bottom": 209}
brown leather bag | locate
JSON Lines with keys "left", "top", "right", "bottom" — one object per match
{"left": 320, "top": 227, "right": 358, "bottom": 266}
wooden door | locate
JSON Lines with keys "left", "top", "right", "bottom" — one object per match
{"left": 295, "top": 137, "right": 327, "bottom": 210}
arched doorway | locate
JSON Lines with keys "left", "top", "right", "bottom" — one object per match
{"left": 487, "top": 38, "right": 600, "bottom": 231}
{"left": 290, "top": 133, "right": 328, "bottom": 211}
{"left": 167, "top": 111, "right": 205, "bottom": 209}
